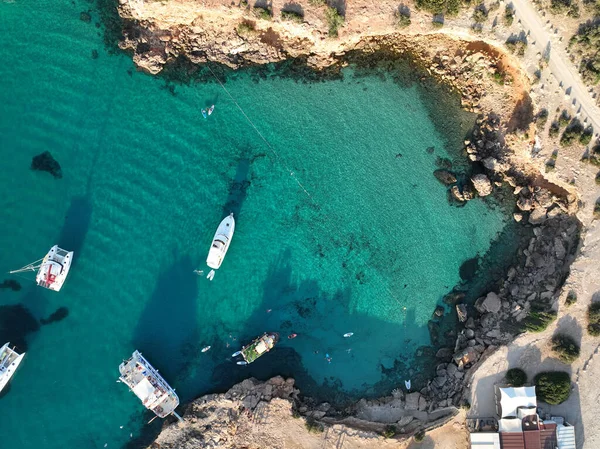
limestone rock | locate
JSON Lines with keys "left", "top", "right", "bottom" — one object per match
{"left": 471, "top": 174, "right": 492, "bottom": 196}
{"left": 405, "top": 392, "right": 420, "bottom": 410}
{"left": 433, "top": 169, "right": 457, "bottom": 185}
{"left": 456, "top": 304, "right": 468, "bottom": 322}
{"left": 529, "top": 207, "right": 548, "bottom": 225}
{"left": 475, "top": 292, "right": 501, "bottom": 314}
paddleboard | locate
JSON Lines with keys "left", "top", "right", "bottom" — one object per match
{"left": 208, "top": 105, "right": 215, "bottom": 115}
{"left": 201, "top": 109, "right": 207, "bottom": 119}
{"left": 201, "top": 346, "right": 211, "bottom": 353}
{"left": 343, "top": 332, "right": 354, "bottom": 338}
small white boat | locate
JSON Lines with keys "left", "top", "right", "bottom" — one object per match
{"left": 405, "top": 379, "right": 411, "bottom": 390}
{"left": 10, "top": 245, "right": 73, "bottom": 292}
{"left": 236, "top": 361, "right": 247, "bottom": 366}
{"left": 201, "top": 346, "right": 211, "bottom": 353}
{"left": 0, "top": 343, "right": 25, "bottom": 393}
{"left": 343, "top": 332, "right": 354, "bottom": 338}
{"left": 208, "top": 105, "right": 215, "bottom": 116}
{"left": 206, "top": 213, "right": 235, "bottom": 280}
{"left": 231, "top": 350, "right": 242, "bottom": 357}
{"left": 119, "top": 351, "right": 182, "bottom": 420}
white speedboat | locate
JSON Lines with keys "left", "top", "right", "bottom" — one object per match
{"left": 205, "top": 213, "right": 235, "bottom": 280}
{"left": 10, "top": 245, "right": 73, "bottom": 292}
{"left": 118, "top": 351, "right": 182, "bottom": 420}
{"left": 0, "top": 343, "right": 25, "bottom": 393}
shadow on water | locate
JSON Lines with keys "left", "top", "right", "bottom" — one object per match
{"left": 132, "top": 255, "right": 199, "bottom": 383}
{"left": 210, "top": 249, "right": 443, "bottom": 407}
{"left": 57, "top": 193, "right": 93, "bottom": 260}
{"left": 221, "top": 146, "right": 255, "bottom": 219}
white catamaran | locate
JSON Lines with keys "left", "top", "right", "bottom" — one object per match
{"left": 0, "top": 343, "right": 25, "bottom": 393}
{"left": 205, "top": 213, "right": 235, "bottom": 281}
{"left": 118, "top": 351, "right": 182, "bottom": 420}
{"left": 10, "top": 245, "right": 73, "bottom": 292}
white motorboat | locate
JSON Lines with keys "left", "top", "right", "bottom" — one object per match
{"left": 0, "top": 343, "right": 25, "bottom": 393}
{"left": 10, "top": 245, "right": 73, "bottom": 292}
{"left": 118, "top": 351, "right": 182, "bottom": 420}
{"left": 205, "top": 213, "right": 235, "bottom": 280}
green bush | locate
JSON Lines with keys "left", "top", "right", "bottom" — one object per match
{"left": 432, "top": 14, "right": 445, "bottom": 27}
{"left": 558, "top": 110, "right": 571, "bottom": 127}
{"left": 534, "top": 371, "right": 572, "bottom": 404}
{"left": 560, "top": 120, "right": 585, "bottom": 146}
{"left": 325, "top": 6, "right": 344, "bottom": 37}
{"left": 506, "top": 368, "right": 527, "bottom": 386}
{"left": 505, "top": 36, "right": 527, "bottom": 56}
{"left": 550, "top": 0, "right": 572, "bottom": 14}
{"left": 383, "top": 425, "right": 397, "bottom": 438}
{"left": 524, "top": 309, "right": 557, "bottom": 333}
{"left": 595, "top": 200, "right": 600, "bottom": 220}
{"left": 549, "top": 122, "right": 560, "bottom": 137}
{"left": 281, "top": 10, "right": 304, "bottom": 23}
{"left": 414, "top": 430, "right": 426, "bottom": 442}
{"left": 395, "top": 7, "right": 412, "bottom": 27}
{"left": 589, "top": 302, "right": 600, "bottom": 335}
{"left": 595, "top": 171, "right": 600, "bottom": 186}
{"left": 237, "top": 19, "right": 256, "bottom": 34}
{"left": 472, "top": 3, "right": 488, "bottom": 22}
{"left": 551, "top": 334, "right": 580, "bottom": 363}
{"left": 504, "top": 5, "right": 514, "bottom": 25}
{"left": 580, "top": 126, "right": 594, "bottom": 145}
{"left": 416, "top": 0, "right": 461, "bottom": 15}
{"left": 305, "top": 417, "right": 324, "bottom": 433}
{"left": 536, "top": 108, "right": 549, "bottom": 126}
{"left": 253, "top": 5, "right": 272, "bottom": 20}
{"left": 571, "top": 22, "right": 600, "bottom": 85}
{"left": 565, "top": 290, "right": 577, "bottom": 306}
{"left": 308, "top": 0, "right": 326, "bottom": 5}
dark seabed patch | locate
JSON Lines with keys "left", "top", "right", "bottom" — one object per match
{"left": 31, "top": 151, "right": 62, "bottom": 179}
{"left": 0, "top": 280, "right": 22, "bottom": 291}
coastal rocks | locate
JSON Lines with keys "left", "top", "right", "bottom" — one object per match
{"left": 443, "top": 291, "right": 465, "bottom": 305}
{"left": 471, "top": 174, "right": 492, "bottom": 196}
{"left": 433, "top": 305, "right": 445, "bottom": 317}
{"left": 405, "top": 392, "right": 421, "bottom": 410}
{"left": 475, "top": 292, "right": 501, "bottom": 314}
{"left": 456, "top": 304, "right": 468, "bottom": 322}
{"left": 80, "top": 11, "right": 92, "bottom": 23}
{"left": 433, "top": 169, "right": 457, "bottom": 185}
{"left": 31, "top": 151, "right": 62, "bottom": 178}
{"left": 436, "top": 347, "right": 453, "bottom": 361}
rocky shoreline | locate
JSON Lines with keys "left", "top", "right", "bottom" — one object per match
{"left": 104, "top": 1, "right": 587, "bottom": 446}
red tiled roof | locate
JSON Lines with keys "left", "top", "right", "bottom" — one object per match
{"left": 500, "top": 432, "right": 525, "bottom": 449}
{"left": 540, "top": 429, "right": 557, "bottom": 449}
{"left": 523, "top": 430, "right": 541, "bottom": 449}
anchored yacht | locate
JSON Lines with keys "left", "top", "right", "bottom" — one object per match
{"left": 10, "top": 245, "right": 73, "bottom": 292}
{"left": 232, "top": 332, "right": 279, "bottom": 365}
{"left": 0, "top": 343, "right": 25, "bottom": 393}
{"left": 118, "top": 351, "right": 181, "bottom": 420}
{"left": 205, "top": 213, "right": 235, "bottom": 280}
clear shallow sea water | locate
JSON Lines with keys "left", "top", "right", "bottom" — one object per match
{"left": 0, "top": 1, "right": 522, "bottom": 447}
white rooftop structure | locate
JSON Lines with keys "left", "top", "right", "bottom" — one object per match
{"left": 557, "top": 423, "right": 576, "bottom": 449}
{"left": 498, "top": 418, "right": 523, "bottom": 432}
{"left": 470, "top": 432, "right": 501, "bottom": 449}
{"left": 498, "top": 386, "right": 537, "bottom": 418}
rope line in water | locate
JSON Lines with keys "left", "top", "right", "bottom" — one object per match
{"left": 206, "top": 64, "right": 410, "bottom": 318}
{"left": 206, "top": 64, "right": 316, "bottom": 204}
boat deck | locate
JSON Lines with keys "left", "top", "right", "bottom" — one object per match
{"left": 0, "top": 346, "right": 20, "bottom": 372}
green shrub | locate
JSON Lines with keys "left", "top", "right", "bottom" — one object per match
{"left": 550, "top": 0, "right": 572, "bottom": 14}
{"left": 504, "top": 5, "right": 514, "bottom": 25}
{"left": 281, "top": 10, "right": 304, "bottom": 23}
{"left": 308, "top": 0, "right": 326, "bottom": 5}
{"left": 551, "top": 334, "right": 580, "bottom": 363}
{"left": 549, "top": 122, "right": 560, "bottom": 137}
{"left": 383, "top": 424, "right": 397, "bottom": 438}
{"left": 305, "top": 417, "right": 324, "bottom": 433}
{"left": 558, "top": 110, "right": 571, "bottom": 127}
{"left": 432, "top": 14, "right": 445, "bottom": 27}
{"left": 505, "top": 35, "right": 527, "bottom": 56}
{"left": 237, "top": 19, "right": 256, "bottom": 34}
{"left": 395, "top": 7, "right": 412, "bottom": 27}
{"left": 536, "top": 108, "right": 549, "bottom": 126}
{"left": 416, "top": 0, "right": 461, "bottom": 15}
{"left": 253, "top": 5, "right": 272, "bottom": 20}
{"left": 414, "top": 430, "right": 426, "bottom": 442}
{"left": 292, "top": 409, "right": 301, "bottom": 418}
{"left": 534, "top": 371, "right": 572, "bottom": 404}
{"left": 595, "top": 200, "right": 600, "bottom": 220}
{"left": 472, "top": 3, "right": 488, "bottom": 22}
{"left": 325, "top": 6, "right": 344, "bottom": 37}
{"left": 580, "top": 126, "right": 594, "bottom": 145}
{"left": 565, "top": 290, "right": 577, "bottom": 306}
{"left": 589, "top": 302, "right": 600, "bottom": 335}
{"left": 506, "top": 368, "right": 527, "bottom": 386}
{"left": 524, "top": 309, "right": 557, "bottom": 333}
{"left": 571, "top": 22, "right": 600, "bottom": 84}
{"left": 560, "top": 120, "right": 585, "bottom": 146}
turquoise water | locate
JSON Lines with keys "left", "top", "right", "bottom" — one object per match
{"left": 0, "top": 0, "right": 520, "bottom": 447}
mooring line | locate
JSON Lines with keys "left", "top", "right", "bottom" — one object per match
{"left": 206, "top": 64, "right": 316, "bottom": 205}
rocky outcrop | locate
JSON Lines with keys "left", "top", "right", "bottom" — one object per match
{"left": 471, "top": 174, "right": 493, "bottom": 196}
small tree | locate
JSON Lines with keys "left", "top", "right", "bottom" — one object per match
{"left": 506, "top": 368, "right": 527, "bottom": 386}
{"left": 550, "top": 334, "right": 580, "bottom": 363}
{"left": 534, "top": 371, "right": 571, "bottom": 405}
{"left": 414, "top": 430, "right": 426, "bottom": 442}
{"left": 588, "top": 302, "right": 600, "bottom": 336}
{"left": 383, "top": 424, "right": 397, "bottom": 438}
{"left": 325, "top": 6, "right": 344, "bottom": 37}
{"left": 503, "top": 5, "right": 514, "bottom": 25}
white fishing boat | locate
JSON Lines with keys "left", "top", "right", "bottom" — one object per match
{"left": 118, "top": 351, "right": 182, "bottom": 420}
{"left": 0, "top": 343, "right": 25, "bottom": 393}
{"left": 205, "top": 213, "right": 235, "bottom": 280}
{"left": 10, "top": 245, "right": 73, "bottom": 292}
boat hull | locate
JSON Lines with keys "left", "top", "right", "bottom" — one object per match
{"left": 237, "top": 332, "right": 279, "bottom": 365}
{"left": 206, "top": 214, "right": 235, "bottom": 270}
{"left": 0, "top": 343, "right": 25, "bottom": 393}
{"left": 36, "top": 245, "right": 73, "bottom": 292}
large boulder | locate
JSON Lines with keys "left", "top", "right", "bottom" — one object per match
{"left": 475, "top": 292, "right": 502, "bottom": 314}
{"left": 471, "top": 174, "right": 493, "bottom": 196}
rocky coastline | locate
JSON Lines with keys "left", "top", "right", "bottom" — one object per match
{"left": 104, "top": 1, "right": 588, "bottom": 446}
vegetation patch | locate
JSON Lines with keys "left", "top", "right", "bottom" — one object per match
{"left": 308, "top": 0, "right": 326, "bottom": 5}
{"left": 506, "top": 368, "right": 527, "bottom": 387}
{"left": 589, "top": 302, "right": 600, "bottom": 335}
{"left": 523, "top": 307, "right": 557, "bottom": 333}
{"left": 253, "top": 5, "right": 272, "bottom": 20}
{"left": 560, "top": 119, "right": 585, "bottom": 146}
{"left": 536, "top": 108, "right": 549, "bottom": 126}
{"left": 281, "top": 10, "right": 304, "bottom": 23}
{"left": 550, "top": 334, "right": 580, "bottom": 363}
{"left": 383, "top": 425, "right": 397, "bottom": 438}
{"left": 534, "top": 371, "right": 572, "bottom": 404}
{"left": 416, "top": 0, "right": 461, "bottom": 16}
{"left": 505, "top": 33, "right": 528, "bottom": 56}
{"left": 414, "top": 430, "right": 426, "bottom": 442}
{"left": 395, "top": 5, "right": 412, "bottom": 27}
{"left": 237, "top": 19, "right": 256, "bottom": 34}
{"left": 570, "top": 21, "right": 600, "bottom": 84}
{"left": 580, "top": 126, "right": 594, "bottom": 145}
{"left": 565, "top": 290, "right": 577, "bottom": 306}
{"left": 549, "top": 121, "right": 560, "bottom": 137}
{"left": 504, "top": 5, "right": 515, "bottom": 25}
{"left": 305, "top": 417, "right": 324, "bottom": 433}
{"left": 596, "top": 171, "right": 600, "bottom": 186}
{"left": 472, "top": 3, "right": 489, "bottom": 22}
{"left": 325, "top": 6, "right": 344, "bottom": 37}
